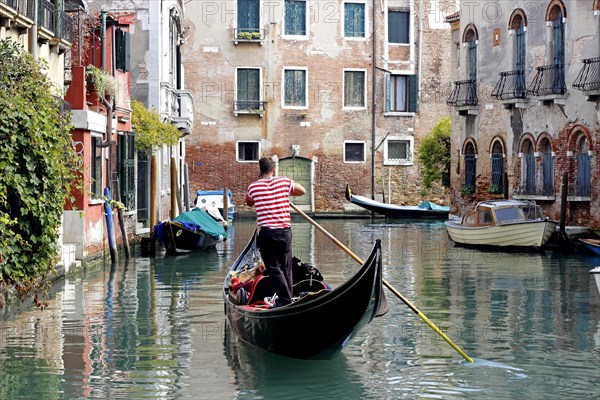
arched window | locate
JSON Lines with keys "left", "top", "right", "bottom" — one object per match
{"left": 577, "top": 136, "right": 591, "bottom": 196}
{"left": 466, "top": 28, "right": 477, "bottom": 82}
{"left": 540, "top": 139, "right": 554, "bottom": 196}
{"left": 491, "top": 141, "right": 504, "bottom": 193}
{"left": 514, "top": 14, "right": 526, "bottom": 96}
{"left": 464, "top": 142, "right": 476, "bottom": 190}
{"left": 547, "top": 2, "right": 566, "bottom": 94}
{"left": 523, "top": 140, "right": 535, "bottom": 194}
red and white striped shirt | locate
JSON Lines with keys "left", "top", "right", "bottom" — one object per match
{"left": 246, "top": 176, "right": 294, "bottom": 229}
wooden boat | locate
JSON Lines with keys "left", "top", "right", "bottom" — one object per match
{"left": 223, "top": 230, "right": 385, "bottom": 359}
{"left": 195, "top": 189, "right": 234, "bottom": 223}
{"left": 590, "top": 266, "right": 600, "bottom": 297}
{"left": 445, "top": 200, "right": 558, "bottom": 249}
{"left": 345, "top": 184, "right": 449, "bottom": 219}
{"left": 153, "top": 208, "right": 227, "bottom": 254}
{"left": 580, "top": 238, "right": 600, "bottom": 255}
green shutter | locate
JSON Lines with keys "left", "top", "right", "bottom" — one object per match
{"left": 408, "top": 74, "right": 418, "bottom": 112}
{"left": 384, "top": 72, "right": 390, "bottom": 112}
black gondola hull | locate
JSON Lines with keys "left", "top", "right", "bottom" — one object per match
{"left": 223, "top": 232, "right": 383, "bottom": 359}
{"left": 161, "top": 221, "right": 221, "bottom": 254}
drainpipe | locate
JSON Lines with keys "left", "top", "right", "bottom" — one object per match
{"left": 418, "top": 0, "right": 423, "bottom": 102}
{"left": 28, "top": 0, "right": 38, "bottom": 58}
{"left": 371, "top": 0, "right": 377, "bottom": 200}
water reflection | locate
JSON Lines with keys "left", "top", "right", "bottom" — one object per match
{"left": 223, "top": 322, "right": 368, "bottom": 400}
{"left": 0, "top": 219, "right": 599, "bottom": 399}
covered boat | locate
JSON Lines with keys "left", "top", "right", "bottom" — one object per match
{"left": 223, "top": 230, "right": 384, "bottom": 359}
{"left": 345, "top": 184, "right": 449, "bottom": 219}
{"left": 445, "top": 200, "right": 558, "bottom": 249}
{"left": 154, "top": 208, "right": 227, "bottom": 254}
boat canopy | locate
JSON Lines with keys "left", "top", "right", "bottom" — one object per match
{"left": 173, "top": 208, "right": 227, "bottom": 239}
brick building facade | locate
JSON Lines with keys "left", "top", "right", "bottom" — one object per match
{"left": 447, "top": 0, "right": 600, "bottom": 229}
{"left": 183, "top": 0, "right": 455, "bottom": 212}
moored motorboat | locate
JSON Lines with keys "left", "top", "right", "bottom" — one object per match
{"left": 195, "top": 189, "right": 235, "bottom": 223}
{"left": 154, "top": 208, "right": 227, "bottom": 254}
{"left": 579, "top": 238, "right": 600, "bottom": 256}
{"left": 445, "top": 200, "right": 558, "bottom": 249}
{"left": 223, "top": 230, "right": 384, "bottom": 359}
{"left": 591, "top": 267, "right": 600, "bottom": 297}
{"left": 345, "top": 184, "right": 449, "bottom": 219}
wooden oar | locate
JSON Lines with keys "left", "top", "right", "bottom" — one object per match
{"left": 290, "top": 202, "right": 474, "bottom": 363}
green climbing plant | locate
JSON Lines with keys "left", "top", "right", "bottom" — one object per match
{"left": 0, "top": 40, "right": 80, "bottom": 308}
{"left": 417, "top": 116, "right": 451, "bottom": 191}
{"left": 85, "top": 64, "right": 119, "bottom": 100}
{"left": 131, "top": 100, "right": 181, "bottom": 150}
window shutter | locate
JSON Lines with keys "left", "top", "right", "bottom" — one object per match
{"left": 384, "top": 73, "right": 390, "bottom": 112}
{"left": 115, "top": 29, "right": 130, "bottom": 72}
{"left": 408, "top": 74, "right": 418, "bottom": 112}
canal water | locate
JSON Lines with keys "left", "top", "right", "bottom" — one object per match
{"left": 1, "top": 219, "right": 599, "bottom": 399}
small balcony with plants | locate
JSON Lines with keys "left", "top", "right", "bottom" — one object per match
{"left": 527, "top": 64, "right": 567, "bottom": 105}
{"left": 234, "top": 99, "right": 266, "bottom": 117}
{"left": 446, "top": 79, "right": 478, "bottom": 115}
{"left": 230, "top": 28, "right": 267, "bottom": 45}
{"left": 573, "top": 57, "right": 600, "bottom": 101}
{"left": 491, "top": 70, "right": 529, "bottom": 109}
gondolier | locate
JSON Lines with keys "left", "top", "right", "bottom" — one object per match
{"left": 245, "top": 156, "right": 306, "bottom": 306}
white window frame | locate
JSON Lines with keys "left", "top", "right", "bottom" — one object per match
{"left": 281, "top": 66, "right": 309, "bottom": 109}
{"left": 342, "top": 68, "right": 367, "bottom": 110}
{"left": 384, "top": 135, "right": 414, "bottom": 166}
{"left": 236, "top": 140, "right": 261, "bottom": 162}
{"left": 89, "top": 132, "right": 104, "bottom": 204}
{"left": 235, "top": 0, "right": 263, "bottom": 34}
{"left": 283, "top": 0, "right": 309, "bottom": 40}
{"left": 342, "top": 1, "right": 369, "bottom": 40}
{"left": 343, "top": 140, "right": 366, "bottom": 163}
{"left": 234, "top": 66, "right": 263, "bottom": 114}
{"left": 384, "top": 2, "right": 416, "bottom": 70}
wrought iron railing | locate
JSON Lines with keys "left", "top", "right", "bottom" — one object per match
{"left": 1, "top": 0, "right": 18, "bottom": 11}
{"left": 55, "top": 11, "right": 73, "bottom": 42}
{"left": 573, "top": 57, "right": 600, "bottom": 92}
{"left": 491, "top": 70, "right": 528, "bottom": 100}
{"left": 446, "top": 79, "right": 478, "bottom": 107}
{"left": 234, "top": 100, "right": 266, "bottom": 113}
{"left": 528, "top": 64, "right": 566, "bottom": 96}
{"left": 513, "top": 184, "right": 555, "bottom": 197}
{"left": 37, "top": 0, "right": 55, "bottom": 32}
{"left": 18, "top": 0, "right": 35, "bottom": 20}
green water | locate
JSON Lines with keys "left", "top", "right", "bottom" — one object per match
{"left": 0, "top": 219, "right": 598, "bottom": 399}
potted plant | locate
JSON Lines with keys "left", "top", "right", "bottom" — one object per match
{"left": 85, "top": 65, "right": 119, "bottom": 100}
{"left": 460, "top": 184, "right": 475, "bottom": 196}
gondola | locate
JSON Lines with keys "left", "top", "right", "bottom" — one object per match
{"left": 223, "top": 230, "right": 384, "bottom": 359}
{"left": 345, "top": 184, "right": 449, "bottom": 219}
{"left": 153, "top": 208, "right": 227, "bottom": 255}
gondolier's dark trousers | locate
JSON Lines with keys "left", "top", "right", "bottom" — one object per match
{"left": 257, "top": 227, "right": 293, "bottom": 305}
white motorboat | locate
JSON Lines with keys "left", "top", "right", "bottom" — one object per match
{"left": 445, "top": 200, "right": 558, "bottom": 249}
{"left": 591, "top": 267, "right": 600, "bottom": 297}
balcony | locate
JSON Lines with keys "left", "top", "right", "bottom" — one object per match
{"left": 234, "top": 100, "right": 266, "bottom": 117}
{"left": 527, "top": 64, "right": 567, "bottom": 104}
{"left": 160, "top": 82, "right": 194, "bottom": 135}
{"left": 1, "top": 0, "right": 36, "bottom": 31}
{"left": 512, "top": 184, "right": 556, "bottom": 201}
{"left": 446, "top": 79, "right": 478, "bottom": 115}
{"left": 230, "top": 28, "right": 267, "bottom": 45}
{"left": 491, "top": 70, "right": 529, "bottom": 108}
{"left": 55, "top": 11, "right": 73, "bottom": 43}
{"left": 573, "top": 57, "right": 600, "bottom": 100}
{"left": 37, "top": 0, "right": 54, "bottom": 32}
{"left": 172, "top": 89, "right": 194, "bottom": 134}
